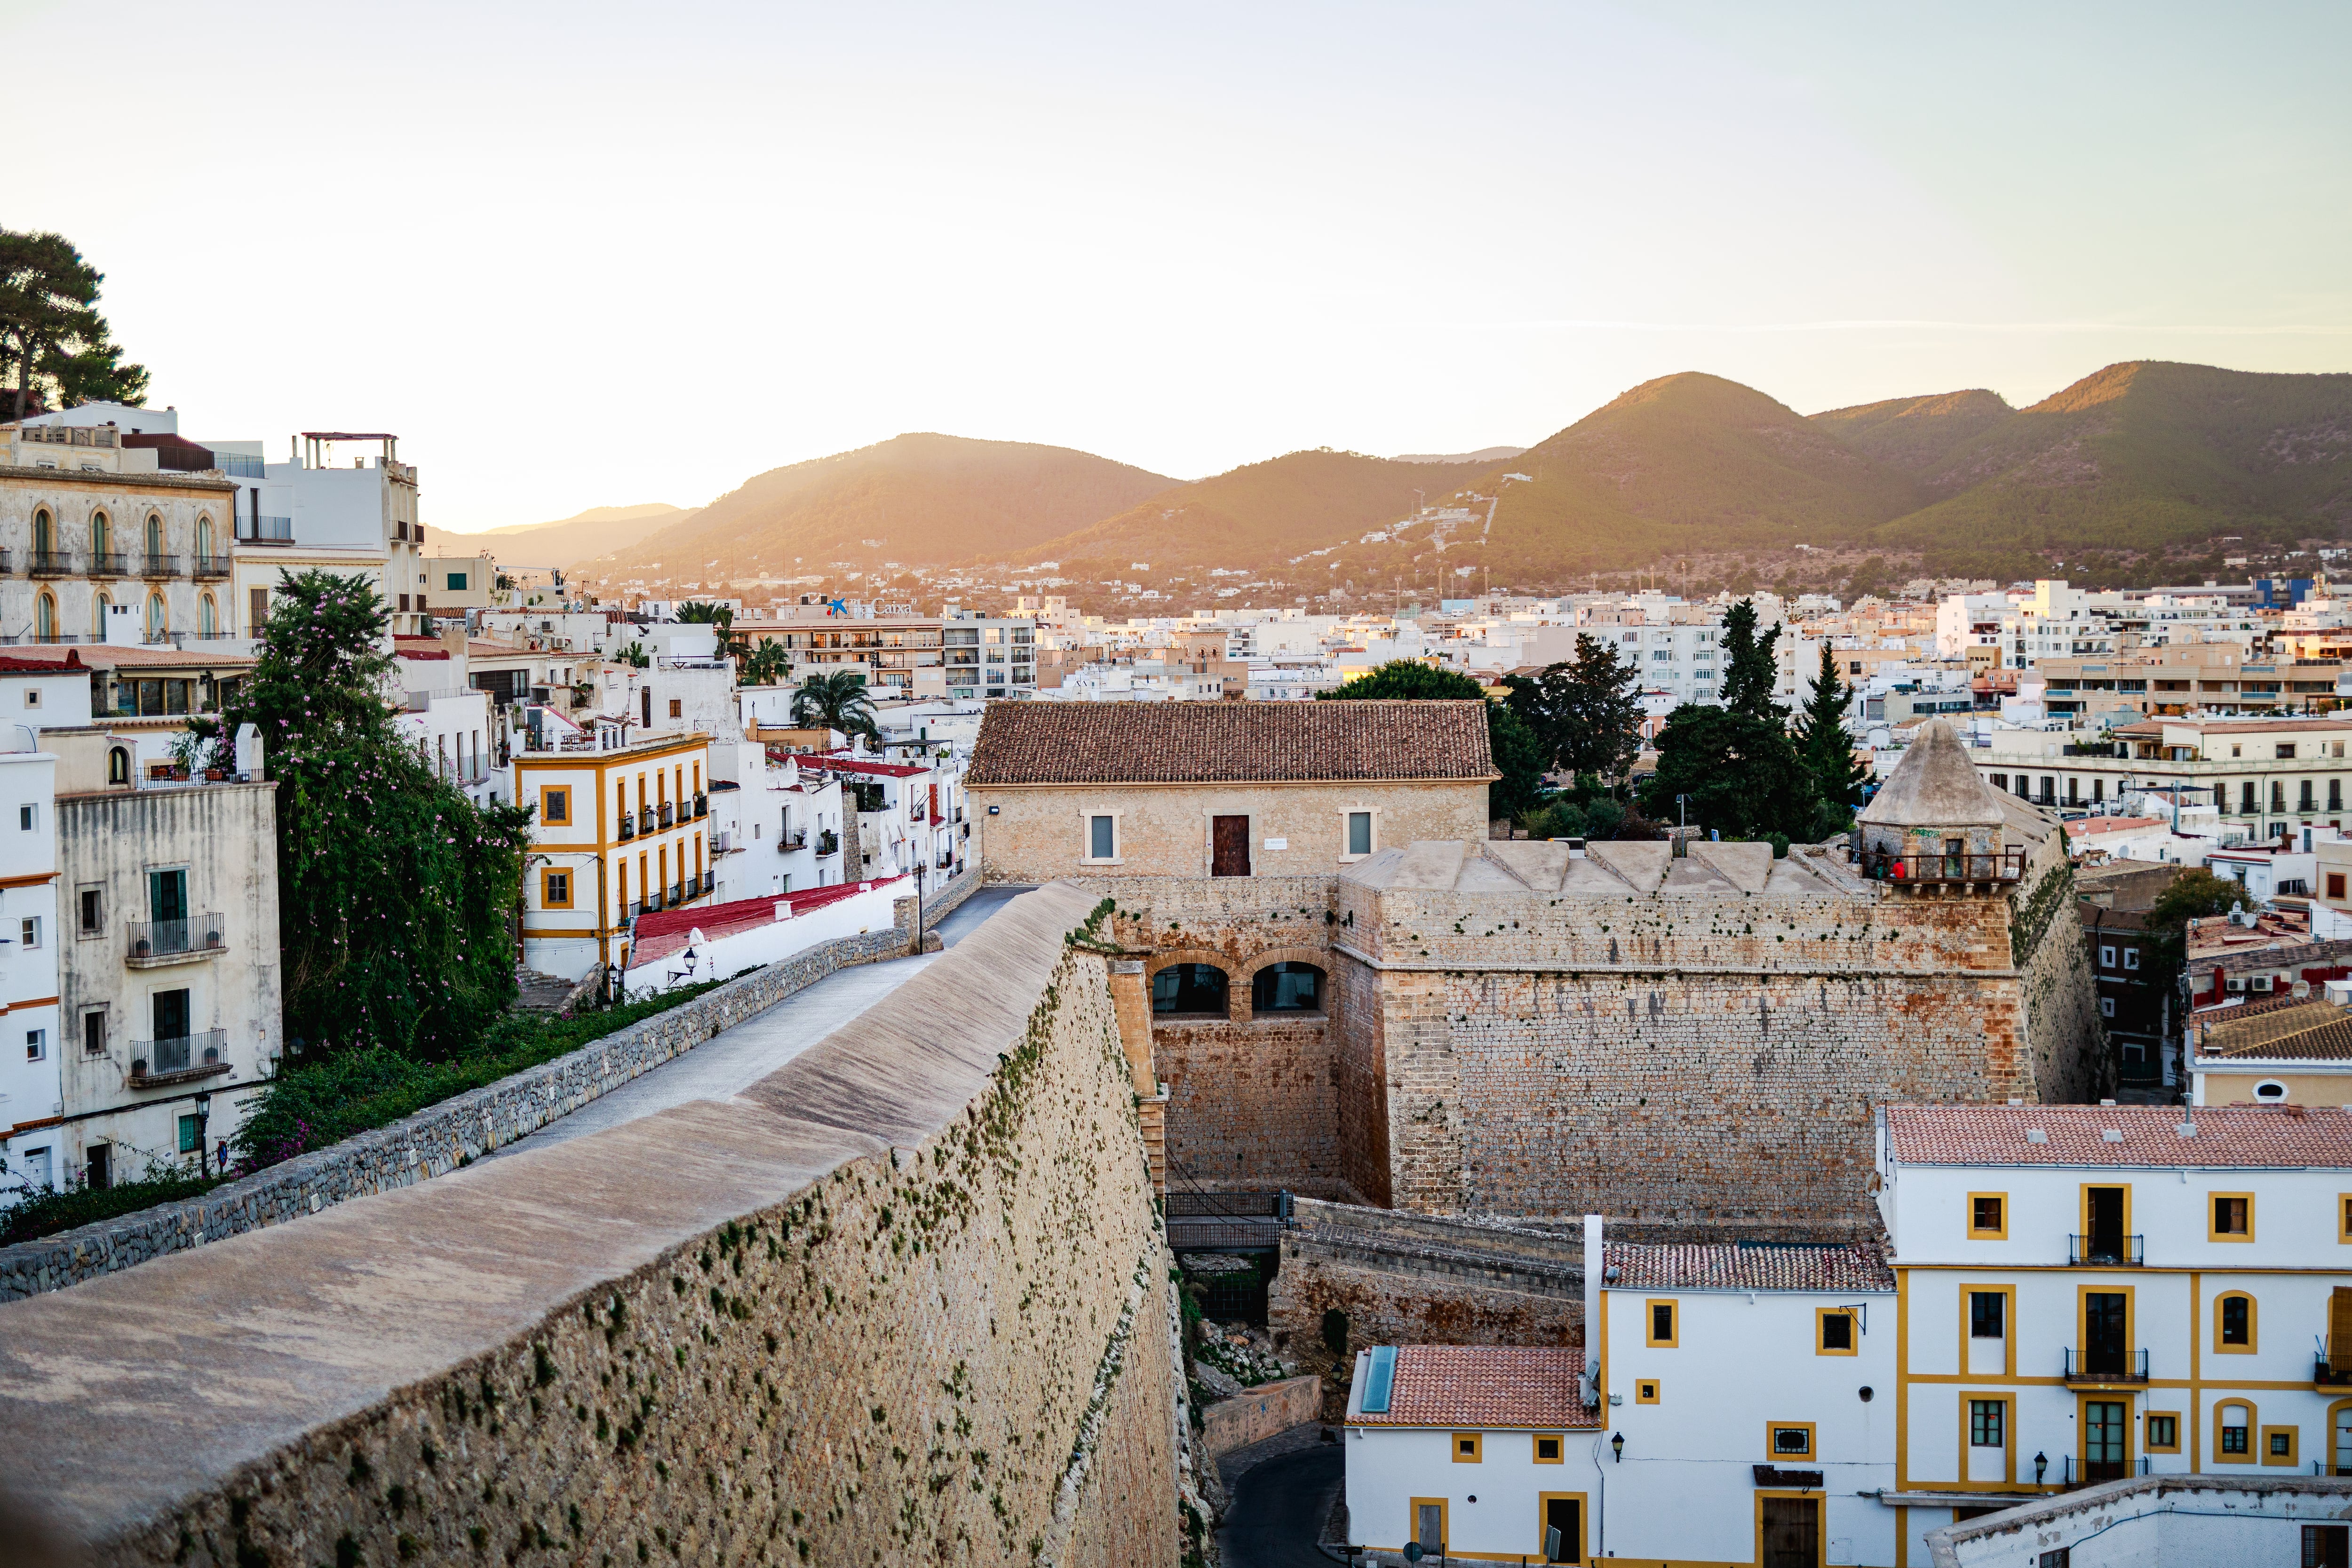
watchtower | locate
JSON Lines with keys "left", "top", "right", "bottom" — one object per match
{"left": 1855, "top": 719, "right": 2022, "bottom": 892}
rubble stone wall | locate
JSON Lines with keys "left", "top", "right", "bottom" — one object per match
{"left": 0, "top": 885, "right": 1183, "bottom": 1568}
{"left": 1268, "top": 1198, "right": 1584, "bottom": 1353}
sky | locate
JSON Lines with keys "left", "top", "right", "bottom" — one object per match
{"left": 7, "top": 0, "right": 2349, "bottom": 527}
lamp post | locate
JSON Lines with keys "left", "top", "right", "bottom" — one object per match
{"left": 1610, "top": 1431, "right": 1624, "bottom": 1463}
{"left": 193, "top": 1090, "right": 212, "bottom": 1178}
{"left": 2033, "top": 1450, "right": 2048, "bottom": 1487}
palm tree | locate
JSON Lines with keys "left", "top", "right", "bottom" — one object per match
{"left": 791, "top": 670, "right": 880, "bottom": 744}
{"left": 740, "top": 637, "right": 791, "bottom": 687}
{"left": 675, "top": 600, "right": 747, "bottom": 660}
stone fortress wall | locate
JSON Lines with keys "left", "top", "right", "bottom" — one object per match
{"left": 0, "top": 883, "right": 1185, "bottom": 1568}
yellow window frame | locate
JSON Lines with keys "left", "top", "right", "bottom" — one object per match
{"left": 1451, "top": 1432, "right": 1482, "bottom": 1464}
{"left": 1645, "top": 1298, "right": 1678, "bottom": 1347}
{"left": 1967, "top": 1191, "right": 2008, "bottom": 1240}
{"left": 2214, "top": 1289, "right": 2259, "bottom": 1355}
{"left": 541, "top": 868, "right": 573, "bottom": 910}
{"left": 2209, "top": 1191, "right": 2256, "bottom": 1242}
{"left": 1764, "top": 1419, "right": 1816, "bottom": 1460}
{"left": 1817, "top": 1306, "right": 1859, "bottom": 1356}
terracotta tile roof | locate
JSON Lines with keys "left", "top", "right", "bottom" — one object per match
{"left": 1603, "top": 1242, "right": 1893, "bottom": 1294}
{"left": 628, "top": 875, "right": 908, "bottom": 965}
{"left": 0, "top": 645, "right": 253, "bottom": 671}
{"left": 1349, "top": 1345, "right": 1598, "bottom": 1430}
{"left": 966, "top": 700, "right": 1495, "bottom": 787}
{"left": 2198, "top": 1000, "right": 2352, "bottom": 1061}
{"left": 818, "top": 754, "right": 930, "bottom": 779}
{"left": 1883, "top": 1103, "right": 2352, "bottom": 1168}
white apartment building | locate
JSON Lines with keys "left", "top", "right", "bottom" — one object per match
{"left": 1976, "top": 717, "right": 2352, "bottom": 848}
{"left": 941, "top": 612, "right": 1038, "bottom": 700}
{"left": 1878, "top": 1102, "right": 2352, "bottom": 1565}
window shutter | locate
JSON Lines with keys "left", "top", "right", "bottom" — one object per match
{"left": 2330, "top": 1287, "right": 2352, "bottom": 1371}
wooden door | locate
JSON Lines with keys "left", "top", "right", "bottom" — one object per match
{"left": 1760, "top": 1496, "right": 1818, "bottom": 1568}
{"left": 1211, "top": 815, "right": 1250, "bottom": 877}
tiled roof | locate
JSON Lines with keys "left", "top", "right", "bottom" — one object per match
{"left": 965, "top": 700, "right": 1495, "bottom": 787}
{"left": 628, "top": 875, "right": 907, "bottom": 965}
{"left": 2199, "top": 1001, "right": 2352, "bottom": 1062}
{"left": 1883, "top": 1103, "right": 2352, "bottom": 1168}
{"left": 1603, "top": 1242, "right": 1893, "bottom": 1294}
{"left": 818, "top": 754, "right": 930, "bottom": 779}
{"left": 2113, "top": 718, "right": 2352, "bottom": 735}
{"left": 2068, "top": 817, "right": 2164, "bottom": 836}
{"left": 1349, "top": 1345, "right": 1598, "bottom": 1430}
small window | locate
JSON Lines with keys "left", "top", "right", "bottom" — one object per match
{"left": 20, "top": 688, "right": 37, "bottom": 709}
{"left": 1251, "top": 963, "right": 1324, "bottom": 1015}
{"left": 446, "top": 572, "right": 468, "bottom": 591}
{"left": 1451, "top": 1432, "right": 1481, "bottom": 1463}
{"left": 540, "top": 787, "right": 570, "bottom": 826}
{"left": 2220, "top": 1405, "right": 2252, "bottom": 1456}
{"left": 2212, "top": 1194, "right": 2254, "bottom": 1241}
{"left": 1087, "top": 814, "right": 1116, "bottom": 862}
{"left": 1817, "top": 1308, "right": 1857, "bottom": 1354}
{"left": 2219, "top": 1291, "right": 2257, "bottom": 1350}
{"left": 1346, "top": 811, "right": 1373, "bottom": 857}
{"left": 542, "top": 870, "right": 572, "bottom": 909}
{"left": 1646, "top": 1300, "right": 1677, "bottom": 1347}
{"left": 81, "top": 1011, "right": 104, "bottom": 1056}
{"left": 2123, "top": 948, "right": 2140, "bottom": 970}
{"left": 2266, "top": 1426, "right": 2301, "bottom": 1466}
{"left": 16, "top": 804, "right": 31, "bottom": 831}
{"left": 18, "top": 916, "right": 38, "bottom": 950}
{"left": 2099, "top": 944, "right": 2116, "bottom": 968}
{"left": 2334, "top": 874, "right": 2350, "bottom": 902}
{"left": 1533, "top": 1434, "right": 1563, "bottom": 1462}
{"left": 2146, "top": 1412, "right": 2179, "bottom": 1452}
{"left": 1970, "top": 1291, "right": 2006, "bottom": 1339}
{"left": 2100, "top": 997, "right": 2115, "bottom": 1018}
{"left": 24, "top": 1028, "right": 45, "bottom": 1062}
{"left": 2255, "top": 1080, "right": 2288, "bottom": 1101}
{"left": 178, "top": 1114, "right": 200, "bottom": 1154}
{"left": 107, "top": 747, "right": 129, "bottom": 786}
{"left": 1969, "top": 1400, "right": 2004, "bottom": 1448}
{"left": 1151, "top": 964, "right": 1226, "bottom": 1017}
{"left": 1768, "top": 1423, "right": 1814, "bottom": 1458}
{"left": 1969, "top": 1194, "right": 2007, "bottom": 1239}
{"left": 1635, "top": 1379, "right": 1660, "bottom": 1405}
{"left": 78, "top": 888, "right": 101, "bottom": 933}
{"left": 2304, "top": 1525, "right": 2349, "bottom": 1567}
{"left": 668, "top": 699, "right": 683, "bottom": 719}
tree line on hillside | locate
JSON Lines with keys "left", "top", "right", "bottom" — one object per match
{"left": 1321, "top": 599, "right": 1869, "bottom": 849}
{"left": 0, "top": 229, "right": 149, "bottom": 416}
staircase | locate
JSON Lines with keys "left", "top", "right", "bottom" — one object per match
{"left": 512, "top": 965, "right": 588, "bottom": 1015}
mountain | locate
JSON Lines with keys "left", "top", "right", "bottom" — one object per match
{"left": 1000, "top": 448, "right": 1498, "bottom": 582}
{"left": 1863, "top": 363, "right": 2352, "bottom": 574}
{"left": 1466, "top": 373, "right": 1926, "bottom": 578}
{"left": 1393, "top": 446, "right": 1527, "bottom": 464}
{"left": 1808, "top": 390, "right": 2016, "bottom": 481}
{"left": 586, "top": 434, "right": 1176, "bottom": 582}
{"left": 431, "top": 504, "right": 693, "bottom": 568}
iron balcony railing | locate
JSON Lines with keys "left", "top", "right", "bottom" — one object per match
{"left": 140, "top": 555, "right": 181, "bottom": 579}
{"left": 700, "top": 870, "right": 713, "bottom": 893}
{"left": 693, "top": 793, "right": 707, "bottom": 818}
{"left": 2316, "top": 1341, "right": 2352, "bottom": 1387}
{"left": 658, "top": 802, "right": 674, "bottom": 828}
{"left": 638, "top": 806, "right": 656, "bottom": 835}
{"left": 780, "top": 831, "right": 807, "bottom": 851}
{"left": 2062, "top": 1346, "right": 2150, "bottom": 1384}
{"left": 2060, "top": 1454, "right": 2151, "bottom": 1487}
{"left": 2069, "top": 1234, "right": 2145, "bottom": 1266}
{"left": 239, "top": 516, "right": 294, "bottom": 543}
{"left": 1859, "top": 849, "right": 2027, "bottom": 884}
{"left": 87, "top": 552, "right": 127, "bottom": 577}
{"left": 617, "top": 816, "right": 637, "bottom": 841}
{"left": 217, "top": 453, "right": 265, "bottom": 478}
{"left": 669, "top": 882, "right": 684, "bottom": 904}
{"left": 29, "top": 550, "right": 76, "bottom": 577}
{"left": 132, "top": 1029, "right": 227, "bottom": 1080}
{"left": 128, "top": 915, "right": 226, "bottom": 961}
{"left": 192, "top": 553, "right": 232, "bottom": 578}
{"left": 817, "top": 829, "right": 839, "bottom": 856}
{"left": 644, "top": 890, "right": 665, "bottom": 913}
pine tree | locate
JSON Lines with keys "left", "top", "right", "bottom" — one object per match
{"left": 1502, "top": 634, "right": 1643, "bottom": 782}
{"left": 1718, "top": 598, "right": 1783, "bottom": 720}
{"left": 1321, "top": 660, "right": 1546, "bottom": 819}
{"left": 1795, "top": 643, "right": 1869, "bottom": 829}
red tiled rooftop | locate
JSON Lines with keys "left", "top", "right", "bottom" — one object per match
{"left": 628, "top": 876, "right": 907, "bottom": 965}
{"left": 1349, "top": 1345, "right": 1598, "bottom": 1430}
{"left": 967, "top": 700, "right": 1495, "bottom": 787}
{"left": 817, "top": 754, "right": 930, "bottom": 778}
{"left": 1884, "top": 1103, "right": 2352, "bottom": 1169}
{"left": 1603, "top": 1242, "right": 1893, "bottom": 1294}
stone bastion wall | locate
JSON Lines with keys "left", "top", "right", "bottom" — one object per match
{"left": 0, "top": 881, "right": 1184, "bottom": 1568}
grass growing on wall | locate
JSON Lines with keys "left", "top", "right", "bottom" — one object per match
{"left": 0, "top": 979, "right": 735, "bottom": 1249}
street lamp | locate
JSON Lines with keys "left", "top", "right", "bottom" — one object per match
{"left": 2033, "top": 1450, "right": 2048, "bottom": 1486}
{"left": 1610, "top": 1431, "right": 1624, "bottom": 1463}
{"left": 193, "top": 1090, "right": 212, "bottom": 1178}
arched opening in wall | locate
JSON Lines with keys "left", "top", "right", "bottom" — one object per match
{"left": 199, "top": 594, "right": 218, "bottom": 636}
{"left": 107, "top": 747, "right": 129, "bottom": 786}
{"left": 34, "top": 592, "right": 56, "bottom": 642}
{"left": 1152, "top": 963, "right": 1226, "bottom": 1017}
{"left": 1252, "top": 962, "right": 1326, "bottom": 1015}
{"left": 144, "top": 512, "right": 163, "bottom": 559}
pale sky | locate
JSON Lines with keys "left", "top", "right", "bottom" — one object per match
{"left": 7, "top": 0, "right": 2347, "bottom": 528}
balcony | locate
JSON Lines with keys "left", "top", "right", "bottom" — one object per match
{"left": 639, "top": 806, "right": 655, "bottom": 835}
{"left": 817, "top": 829, "right": 840, "bottom": 857}
{"left": 2060, "top": 1455, "right": 2150, "bottom": 1487}
{"left": 129, "top": 1029, "right": 229, "bottom": 1087}
{"left": 29, "top": 550, "right": 76, "bottom": 578}
{"left": 780, "top": 831, "right": 808, "bottom": 852}
{"left": 127, "top": 915, "right": 227, "bottom": 966}
{"left": 2068, "top": 1234, "right": 2145, "bottom": 1266}
{"left": 700, "top": 870, "right": 714, "bottom": 894}
{"left": 644, "top": 890, "right": 665, "bottom": 914}
{"left": 239, "top": 516, "right": 295, "bottom": 544}
{"left": 658, "top": 801, "right": 675, "bottom": 828}
{"left": 140, "top": 555, "right": 181, "bottom": 579}
{"left": 2062, "top": 1346, "right": 2150, "bottom": 1386}
{"left": 2316, "top": 1343, "right": 2352, "bottom": 1388}
{"left": 668, "top": 881, "right": 683, "bottom": 905}
{"left": 1858, "top": 849, "right": 2027, "bottom": 886}
{"left": 192, "top": 553, "right": 232, "bottom": 579}
{"left": 618, "top": 816, "right": 637, "bottom": 842}
{"left": 693, "top": 793, "right": 707, "bottom": 819}
{"left": 87, "top": 552, "right": 127, "bottom": 578}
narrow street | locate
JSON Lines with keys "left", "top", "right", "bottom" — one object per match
{"left": 1219, "top": 1438, "right": 1345, "bottom": 1568}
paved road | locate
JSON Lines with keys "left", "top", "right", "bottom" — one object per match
{"left": 1219, "top": 1443, "right": 1345, "bottom": 1568}
{"left": 488, "top": 884, "right": 1026, "bottom": 1159}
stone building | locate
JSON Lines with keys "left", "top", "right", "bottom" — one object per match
{"left": 1008, "top": 712, "right": 2105, "bottom": 1238}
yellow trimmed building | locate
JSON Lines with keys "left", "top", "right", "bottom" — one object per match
{"left": 516, "top": 728, "right": 715, "bottom": 984}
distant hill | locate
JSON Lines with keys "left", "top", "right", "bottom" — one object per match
{"left": 999, "top": 448, "right": 1498, "bottom": 580}
{"left": 586, "top": 434, "right": 1176, "bottom": 581}
{"left": 1393, "top": 446, "right": 1526, "bottom": 464}
{"left": 1462, "top": 373, "right": 1925, "bottom": 578}
{"left": 432, "top": 504, "right": 692, "bottom": 568}
{"left": 1808, "top": 390, "right": 2016, "bottom": 481}
{"left": 1869, "top": 362, "right": 2352, "bottom": 568}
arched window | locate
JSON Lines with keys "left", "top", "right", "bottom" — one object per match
{"left": 94, "top": 590, "right": 111, "bottom": 633}
{"left": 32, "top": 509, "right": 53, "bottom": 559}
{"left": 144, "top": 513, "right": 163, "bottom": 558}
{"left": 145, "top": 593, "right": 167, "bottom": 640}
{"left": 1151, "top": 963, "right": 1227, "bottom": 1017}
{"left": 1252, "top": 962, "right": 1327, "bottom": 1015}
{"left": 107, "top": 747, "right": 129, "bottom": 786}
{"left": 2216, "top": 1291, "right": 2258, "bottom": 1353}
{"left": 90, "top": 510, "right": 110, "bottom": 558}
{"left": 195, "top": 516, "right": 214, "bottom": 562}
{"left": 34, "top": 593, "right": 56, "bottom": 642}
{"left": 199, "top": 594, "right": 219, "bottom": 636}
{"left": 2217, "top": 1400, "right": 2255, "bottom": 1461}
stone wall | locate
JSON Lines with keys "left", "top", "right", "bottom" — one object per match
{"left": 0, "top": 883, "right": 1183, "bottom": 1568}
{"left": 1267, "top": 1199, "right": 1583, "bottom": 1355}
{"left": 1200, "top": 1376, "right": 1322, "bottom": 1456}
{"left": 0, "top": 865, "right": 985, "bottom": 1303}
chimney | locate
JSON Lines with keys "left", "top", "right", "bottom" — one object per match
{"left": 1583, "top": 1213, "right": 1604, "bottom": 1403}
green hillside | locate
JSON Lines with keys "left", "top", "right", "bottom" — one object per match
{"left": 587, "top": 433, "right": 1176, "bottom": 581}
{"left": 1808, "top": 389, "right": 2015, "bottom": 481}
{"left": 998, "top": 448, "right": 1494, "bottom": 577}
{"left": 1871, "top": 362, "right": 2352, "bottom": 572}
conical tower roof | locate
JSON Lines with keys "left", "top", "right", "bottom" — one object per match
{"left": 1857, "top": 719, "right": 2007, "bottom": 829}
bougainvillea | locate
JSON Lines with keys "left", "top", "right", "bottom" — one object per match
{"left": 191, "top": 569, "right": 533, "bottom": 1062}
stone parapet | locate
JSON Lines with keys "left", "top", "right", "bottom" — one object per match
{"left": 1200, "top": 1375, "right": 1323, "bottom": 1457}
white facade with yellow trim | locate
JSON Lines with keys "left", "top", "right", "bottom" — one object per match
{"left": 515, "top": 729, "right": 715, "bottom": 984}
